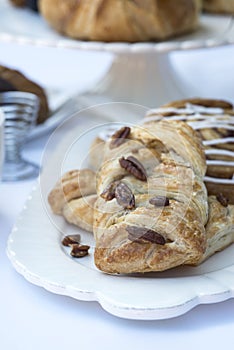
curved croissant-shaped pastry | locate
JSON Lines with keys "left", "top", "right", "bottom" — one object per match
{"left": 39, "top": 0, "right": 201, "bottom": 42}
{"left": 63, "top": 194, "right": 97, "bottom": 232}
{"left": 94, "top": 120, "right": 208, "bottom": 273}
{"left": 48, "top": 169, "right": 96, "bottom": 232}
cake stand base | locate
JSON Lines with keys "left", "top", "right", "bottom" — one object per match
{"left": 78, "top": 51, "right": 187, "bottom": 109}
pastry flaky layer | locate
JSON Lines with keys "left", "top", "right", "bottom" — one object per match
{"left": 199, "top": 196, "right": 234, "bottom": 263}
{"left": 93, "top": 120, "right": 210, "bottom": 274}
{"left": 48, "top": 169, "right": 97, "bottom": 232}
{"left": 39, "top": 0, "right": 201, "bottom": 42}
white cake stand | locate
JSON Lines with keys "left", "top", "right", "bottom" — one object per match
{"left": 1, "top": 0, "right": 234, "bottom": 128}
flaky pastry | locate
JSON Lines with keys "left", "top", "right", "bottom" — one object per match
{"left": 93, "top": 120, "right": 209, "bottom": 273}
{"left": 48, "top": 169, "right": 96, "bottom": 214}
{"left": 39, "top": 0, "right": 201, "bottom": 42}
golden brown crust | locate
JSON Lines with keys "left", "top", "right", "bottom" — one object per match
{"left": 39, "top": 0, "right": 201, "bottom": 42}
{"left": 203, "top": 0, "right": 234, "bottom": 14}
{"left": 94, "top": 201, "right": 207, "bottom": 273}
{"left": 48, "top": 169, "right": 96, "bottom": 215}
{"left": 0, "top": 65, "right": 49, "bottom": 124}
{"left": 94, "top": 121, "right": 208, "bottom": 274}
{"left": 63, "top": 194, "right": 97, "bottom": 232}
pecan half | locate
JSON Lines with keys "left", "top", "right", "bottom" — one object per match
{"left": 119, "top": 156, "right": 147, "bottom": 181}
{"left": 62, "top": 234, "right": 81, "bottom": 246}
{"left": 149, "top": 196, "right": 170, "bottom": 207}
{"left": 216, "top": 193, "right": 229, "bottom": 207}
{"left": 101, "top": 181, "right": 119, "bottom": 201}
{"left": 126, "top": 226, "right": 166, "bottom": 245}
{"left": 70, "top": 244, "right": 90, "bottom": 258}
{"left": 115, "top": 182, "right": 135, "bottom": 209}
{"left": 109, "top": 126, "right": 131, "bottom": 149}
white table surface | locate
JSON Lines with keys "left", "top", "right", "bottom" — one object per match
{"left": 1, "top": 41, "right": 234, "bottom": 350}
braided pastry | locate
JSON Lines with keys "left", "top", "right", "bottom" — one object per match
{"left": 94, "top": 120, "right": 209, "bottom": 273}
{"left": 48, "top": 121, "right": 234, "bottom": 273}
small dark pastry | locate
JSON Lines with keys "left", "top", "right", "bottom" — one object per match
{"left": 10, "top": 0, "right": 38, "bottom": 12}
{"left": 0, "top": 65, "right": 49, "bottom": 124}
{"left": 9, "top": 0, "right": 26, "bottom": 7}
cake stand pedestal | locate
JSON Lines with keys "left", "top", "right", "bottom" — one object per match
{"left": 78, "top": 51, "right": 185, "bottom": 109}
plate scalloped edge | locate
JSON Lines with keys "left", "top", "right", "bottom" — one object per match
{"left": 6, "top": 184, "right": 234, "bottom": 321}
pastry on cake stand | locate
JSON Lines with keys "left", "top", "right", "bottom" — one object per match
{"left": 0, "top": 0, "right": 234, "bottom": 128}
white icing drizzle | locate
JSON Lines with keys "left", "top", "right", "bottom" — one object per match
{"left": 146, "top": 104, "right": 225, "bottom": 116}
{"left": 203, "top": 137, "right": 234, "bottom": 146}
{"left": 142, "top": 113, "right": 234, "bottom": 128}
{"left": 205, "top": 149, "right": 234, "bottom": 157}
{"left": 145, "top": 104, "right": 234, "bottom": 135}
{"left": 204, "top": 176, "right": 234, "bottom": 185}
{"left": 206, "top": 160, "right": 234, "bottom": 166}
{"left": 190, "top": 122, "right": 234, "bottom": 130}
{"left": 142, "top": 115, "right": 162, "bottom": 124}
{"left": 145, "top": 103, "right": 234, "bottom": 185}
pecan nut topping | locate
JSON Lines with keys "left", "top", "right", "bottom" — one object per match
{"left": 115, "top": 182, "right": 135, "bottom": 209}
{"left": 149, "top": 196, "right": 170, "bottom": 207}
{"left": 101, "top": 181, "right": 119, "bottom": 201}
{"left": 216, "top": 193, "right": 229, "bottom": 207}
{"left": 119, "top": 156, "right": 147, "bottom": 181}
{"left": 70, "top": 244, "right": 90, "bottom": 258}
{"left": 110, "top": 126, "right": 131, "bottom": 149}
{"left": 126, "top": 226, "right": 166, "bottom": 245}
{"left": 62, "top": 234, "right": 81, "bottom": 246}
{"left": 62, "top": 235, "right": 90, "bottom": 258}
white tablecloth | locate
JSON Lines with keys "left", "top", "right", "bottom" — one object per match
{"left": 1, "top": 42, "right": 234, "bottom": 350}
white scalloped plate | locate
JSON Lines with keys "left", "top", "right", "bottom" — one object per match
{"left": 0, "top": 0, "right": 234, "bottom": 53}
{"left": 6, "top": 109, "right": 234, "bottom": 320}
